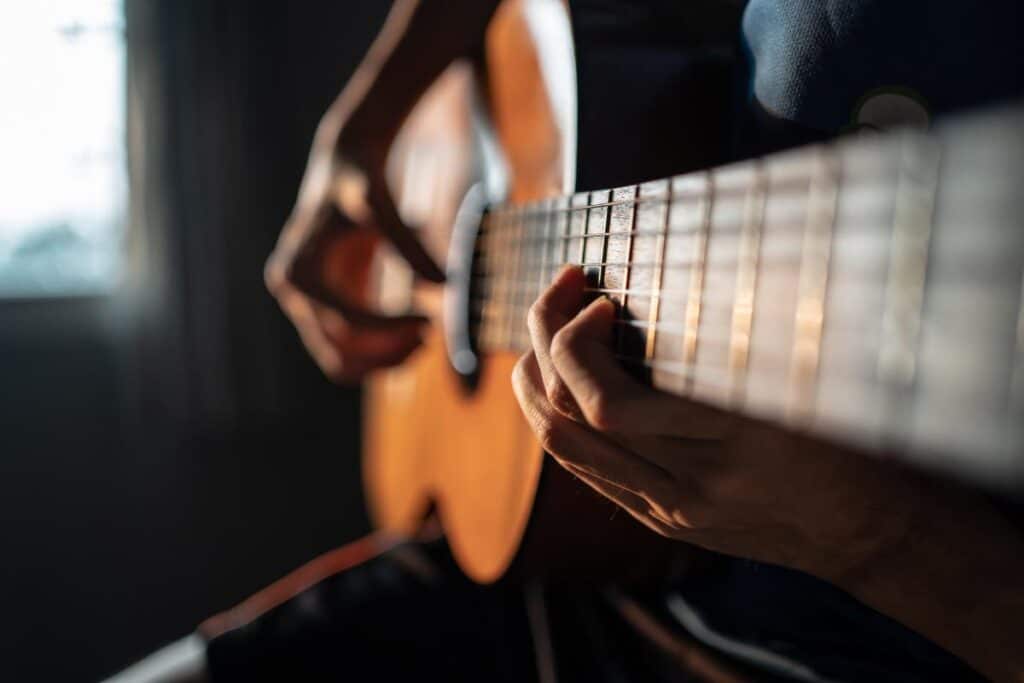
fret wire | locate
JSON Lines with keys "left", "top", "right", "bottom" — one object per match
{"left": 473, "top": 139, "right": 978, "bottom": 437}
{"left": 617, "top": 185, "right": 639, "bottom": 355}
{"left": 528, "top": 206, "right": 538, "bottom": 349}
{"left": 612, "top": 354, "right": 734, "bottom": 391}
{"left": 475, "top": 292, "right": 788, "bottom": 319}
{"left": 558, "top": 195, "right": 571, "bottom": 271}
{"left": 477, "top": 224, "right": 731, "bottom": 249}
{"left": 485, "top": 280, "right": 737, "bottom": 299}
{"left": 489, "top": 211, "right": 501, "bottom": 349}
{"left": 479, "top": 214, "right": 493, "bottom": 348}
{"left": 682, "top": 172, "right": 714, "bottom": 394}
{"left": 488, "top": 175, "right": 820, "bottom": 218}
{"left": 616, "top": 350, "right": 887, "bottom": 384}
{"left": 728, "top": 162, "right": 767, "bottom": 406}
{"left": 481, "top": 253, "right": 896, "bottom": 286}
{"left": 575, "top": 193, "right": 588, "bottom": 267}
{"left": 525, "top": 208, "right": 536, "bottom": 348}
{"left": 489, "top": 213, "right": 504, "bottom": 350}
{"left": 472, "top": 210, "right": 898, "bottom": 257}
{"left": 877, "top": 133, "right": 941, "bottom": 443}
{"left": 511, "top": 211, "right": 523, "bottom": 349}
{"left": 601, "top": 192, "right": 612, "bottom": 290}
{"left": 593, "top": 191, "right": 611, "bottom": 298}
{"left": 646, "top": 183, "right": 671, "bottom": 363}
{"left": 612, "top": 319, "right": 733, "bottom": 348}
{"left": 537, "top": 199, "right": 549, "bottom": 297}
{"left": 491, "top": 159, "right": 926, "bottom": 221}
{"left": 545, "top": 197, "right": 558, "bottom": 286}
{"left": 474, "top": 292, "right": 742, "bottom": 315}
{"left": 482, "top": 312, "right": 876, "bottom": 387}
{"left": 614, "top": 353, "right": 694, "bottom": 381}
{"left": 505, "top": 209, "right": 520, "bottom": 349}
{"left": 477, "top": 146, "right": 893, "bottom": 381}
{"left": 586, "top": 286, "right": 692, "bottom": 297}
{"left": 515, "top": 259, "right": 782, "bottom": 271}
{"left": 483, "top": 300, "right": 734, "bottom": 340}
{"left": 488, "top": 288, "right": 838, "bottom": 365}
{"left": 621, "top": 351, "right": 898, "bottom": 403}
{"left": 476, "top": 280, "right": 758, "bottom": 304}
{"left": 786, "top": 146, "right": 839, "bottom": 424}
{"left": 522, "top": 209, "right": 538, "bottom": 348}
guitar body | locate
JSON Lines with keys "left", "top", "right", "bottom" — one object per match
{"left": 362, "top": 0, "right": 1024, "bottom": 582}
{"left": 363, "top": 0, "right": 670, "bottom": 582}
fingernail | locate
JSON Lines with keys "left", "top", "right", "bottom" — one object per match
{"left": 590, "top": 296, "right": 616, "bottom": 313}
{"left": 554, "top": 264, "right": 583, "bottom": 282}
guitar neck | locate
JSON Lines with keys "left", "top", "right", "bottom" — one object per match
{"left": 475, "top": 103, "right": 1024, "bottom": 488}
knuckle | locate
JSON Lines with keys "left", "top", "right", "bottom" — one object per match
{"left": 279, "top": 260, "right": 305, "bottom": 292}
{"left": 533, "top": 414, "right": 563, "bottom": 455}
{"left": 511, "top": 355, "right": 531, "bottom": 393}
{"left": 673, "top": 500, "right": 711, "bottom": 530}
{"left": 526, "top": 301, "right": 548, "bottom": 336}
{"left": 322, "top": 361, "right": 352, "bottom": 385}
{"left": 549, "top": 326, "right": 581, "bottom": 366}
{"left": 584, "top": 391, "right": 619, "bottom": 431}
{"left": 264, "top": 258, "right": 287, "bottom": 295}
{"left": 546, "top": 382, "right": 578, "bottom": 418}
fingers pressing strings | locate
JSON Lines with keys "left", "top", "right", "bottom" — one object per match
{"left": 537, "top": 267, "right": 733, "bottom": 439}
{"left": 513, "top": 352, "right": 675, "bottom": 499}
{"left": 527, "top": 265, "right": 590, "bottom": 421}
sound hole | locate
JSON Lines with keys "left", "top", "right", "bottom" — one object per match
{"left": 444, "top": 184, "right": 488, "bottom": 392}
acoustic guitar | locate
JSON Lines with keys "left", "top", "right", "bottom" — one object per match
{"left": 363, "top": 0, "right": 1024, "bottom": 582}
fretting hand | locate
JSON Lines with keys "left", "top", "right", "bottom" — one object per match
{"left": 513, "top": 266, "right": 1024, "bottom": 681}
{"left": 512, "top": 265, "right": 923, "bottom": 583}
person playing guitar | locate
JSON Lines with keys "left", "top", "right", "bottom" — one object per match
{"left": 112, "top": 1, "right": 1024, "bottom": 681}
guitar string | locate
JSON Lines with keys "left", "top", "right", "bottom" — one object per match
{"left": 483, "top": 165, "right": 895, "bottom": 218}
{"left": 471, "top": 215, "right": 897, "bottom": 258}
{"left": 469, "top": 164, "right": 897, "bottom": 361}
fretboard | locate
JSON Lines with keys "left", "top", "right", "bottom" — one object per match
{"left": 473, "top": 103, "right": 1024, "bottom": 488}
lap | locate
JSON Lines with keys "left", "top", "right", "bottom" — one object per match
{"left": 199, "top": 534, "right": 537, "bottom": 683}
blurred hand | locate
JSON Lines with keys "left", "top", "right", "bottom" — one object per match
{"left": 513, "top": 265, "right": 923, "bottom": 583}
{"left": 265, "top": 119, "right": 444, "bottom": 384}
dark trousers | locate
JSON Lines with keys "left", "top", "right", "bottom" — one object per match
{"left": 199, "top": 534, "right": 759, "bottom": 683}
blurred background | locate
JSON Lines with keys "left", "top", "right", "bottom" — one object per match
{"left": 0, "top": 2, "right": 390, "bottom": 680}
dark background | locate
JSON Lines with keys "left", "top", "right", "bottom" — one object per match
{"left": 0, "top": 3, "right": 391, "bottom": 680}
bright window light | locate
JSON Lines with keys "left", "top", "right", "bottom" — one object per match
{"left": 0, "top": 0, "right": 126, "bottom": 297}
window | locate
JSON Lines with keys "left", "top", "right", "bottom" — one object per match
{"left": 0, "top": 1, "right": 126, "bottom": 297}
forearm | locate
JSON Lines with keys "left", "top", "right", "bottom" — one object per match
{"left": 840, "top": 484, "right": 1024, "bottom": 682}
{"left": 322, "top": 0, "right": 501, "bottom": 155}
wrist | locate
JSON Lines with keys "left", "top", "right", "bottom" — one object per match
{"left": 310, "top": 102, "right": 393, "bottom": 178}
{"left": 334, "top": 107, "right": 396, "bottom": 169}
{"left": 830, "top": 482, "right": 1024, "bottom": 682}
{"left": 802, "top": 468, "right": 925, "bottom": 593}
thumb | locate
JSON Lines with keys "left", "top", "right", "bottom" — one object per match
{"left": 366, "top": 182, "right": 446, "bottom": 283}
